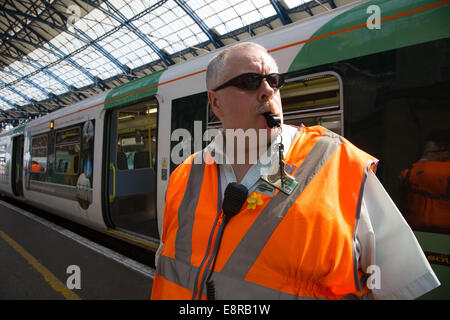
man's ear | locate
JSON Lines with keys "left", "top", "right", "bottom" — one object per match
{"left": 208, "top": 91, "right": 223, "bottom": 120}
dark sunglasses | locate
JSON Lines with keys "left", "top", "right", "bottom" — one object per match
{"left": 212, "top": 72, "right": 285, "bottom": 92}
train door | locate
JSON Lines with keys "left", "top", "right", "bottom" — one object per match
{"left": 11, "top": 134, "right": 24, "bottom": 197}
{"left": 106, "top": 97, "right": 159, "bottom": 240}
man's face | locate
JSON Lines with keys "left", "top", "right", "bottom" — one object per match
{"left": 208, "top": 48, "right": 283, "bottom": 135}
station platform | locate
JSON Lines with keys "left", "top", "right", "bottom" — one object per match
{"left": 0, "top": 200, "right": 155, "bottom": 300}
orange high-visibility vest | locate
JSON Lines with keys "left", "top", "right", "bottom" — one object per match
{"left": 152, "top": 126, "right": 377, "bottom": 300}
{"left": 401, "top": 160, "right": 450, "bottom": 231}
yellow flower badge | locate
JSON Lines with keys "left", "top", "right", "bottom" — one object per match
{"left": 247, "top": 192, "right": 264, "bottom": 210}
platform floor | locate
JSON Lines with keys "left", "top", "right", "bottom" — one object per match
{"left": 0, "top": 200, "right": 154, "bottom": 300}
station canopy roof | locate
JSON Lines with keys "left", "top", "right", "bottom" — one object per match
{"left": 0, "top": 0, "right": 350, "bottom": 129}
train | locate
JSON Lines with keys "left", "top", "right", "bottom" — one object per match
{"left": 0, "top": 0, "right": 448, "bottom": 298}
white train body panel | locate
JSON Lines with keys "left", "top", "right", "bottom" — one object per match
{"left": 22, "top": 93, "right": 108, "bottom": 230}
{"left": 0, "top": 134, "right": 14, "bottom": 196}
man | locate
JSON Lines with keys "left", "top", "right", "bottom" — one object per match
{"left": 151, "top": 42, "right": 440, "bottom": 300}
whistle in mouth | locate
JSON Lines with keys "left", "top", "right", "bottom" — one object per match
{"left": 263, "top": 112, "right": 281, "bottom": 128}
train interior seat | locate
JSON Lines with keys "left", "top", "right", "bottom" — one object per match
{"left": 117, "top": 151, "right": 128, "bottom": 170}
{"left": 134, "top": 151, "right": 149, "bottom": 169}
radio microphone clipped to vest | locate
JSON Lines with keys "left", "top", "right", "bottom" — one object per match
{"left": 205, "top": 182, "right": 248, "bottom": 300}
{"left": 222, "top": 182, "right": 248, "bottom": 218}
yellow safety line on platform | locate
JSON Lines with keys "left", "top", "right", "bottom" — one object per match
{"left": 0, "top": 230, "right": 81, "bottom": 300}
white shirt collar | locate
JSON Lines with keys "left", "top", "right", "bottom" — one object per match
{"left": 205, "top": 124, "right": 300, "bottom": 194}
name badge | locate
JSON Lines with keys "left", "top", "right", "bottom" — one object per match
{"left": 261, "top": 170, "right": 298, "bottom": 195}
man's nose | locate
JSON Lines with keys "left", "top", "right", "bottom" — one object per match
{"left": 257, "top": 78, "right": 276, "bottom": 102}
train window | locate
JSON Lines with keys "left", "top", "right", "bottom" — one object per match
{"left": 284, "top": 114, "right": 342, "bottom": 135}
{"left": 171, "top": 92, "right": 208, "bottom": 172}
{"left": 116, "top": 101, "right": 157, "bottom": 170}
{"left": 55, "top": 127, "right": 80, "bottom": 175}
{"left": 56, "top": 127, "right": 80, "bottom": 144}
{"left": 281, "top": 72, "right": 343, "bottom": 135}
{"left": 31, "top": 134, "right": 48, "bottom": 173}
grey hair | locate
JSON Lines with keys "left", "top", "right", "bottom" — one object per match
{"left": 206, "top": 42, "right": 278, "bottom": 91}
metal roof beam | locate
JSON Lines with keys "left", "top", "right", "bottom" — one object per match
{"left": 2, "top": 63, "right": 75, "bottom": 108}
{"left": 81, "top": 0, "right": 175, "bottom": 67}
{"left": 269, "top": 0, "right": 293, "bottom": 25}
{"left": 1, "top": 50, "right": 86, "bottom": 103}
{"left": 2, "top": 0, "right": 55, "bottom": 43}
{"left": 326, "top": 0, "right": 337, "bottom": 9}
{"left": 2, "top": 6, "right": 132, "bottom": 77}
{"left": 5, "top": 42, "right": 73, "bottom": 93}
{"left": 0, "top": 108, "right": 28, "bottom": 121}
{"left": 1, "top": 108, "right": 28, "bottom": 120}
{"left": 8, "top": 35, "right": 109, "bottom": 91}
{"left": 42, "top": 0, "right": 133, "bottom": 76}
{"left": 305, "top": 3, "right": 314, "bottom": 16}
{"left": 0, "top": 87, "right": 47, "bottom": 114}
{"left": 0, "top": 78, "right": 36, "bottom": 106}
{"left": 0, "top": 0, "right": 31, "bottom": 39}
{"left": 173, "top": 0, "right": 224, "bottom": 49}
{"left": 0, "top": 95, "right": 20, "bottom": 110}
{"left": 0, "top": 15, "right": 109, "bottom": 91}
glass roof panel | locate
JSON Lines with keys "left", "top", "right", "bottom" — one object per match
{"left": 47, "top": 62, "right": 93, "bottom": 89}
{"left": 29, "top": 73, "right": 68, "bottom": 96}
{"left": 134, "top": 1, "right": 209, "bottom": 55}
{"left": 15, "top": 80, "right": 48, "bottom": 102}
{"left": 7, "top": 60, "right": 36, "bottom": 78}
{"left": 282, "top": 0, "right": 314, "bottom": 10}
{"left": 49, "top": 32, "right": 85, "bottom": 56}
{"left": 72, "top": 46, "right": 122, "bottom": 80}
{"left": 191, "top": 0, "right": 276, "bottom": 35}
{"left": 27, "top": 48, "right": 59, "bottom": 67}
{"left": 107, "top": 0, "right": 161, "bottom": 20}
{"left": 0, "top": 71, "right": 18, "bottom": 84}
{"left": 98, "top": 26, "right": 158, "bottom": 69}
{"left": 0, "top": 100, "right": 12, "bottom": 111}
{"left": 74, "top": 5, "right": 120, "bottom": 41}
{"left": 0, "top": 88, "right": 28, "bottom": 106}
{"left": 107, "top": 0, "right": 134, "bottom": 20}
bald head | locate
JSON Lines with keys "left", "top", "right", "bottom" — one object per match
{"left": 206, "top": 42, "right": 278, "bottom": 91}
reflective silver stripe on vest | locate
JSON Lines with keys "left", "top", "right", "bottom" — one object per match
{"left": 175, "top": 151, "right": 205, "bottom": 263}
{"left": 158, "top": 254, "right": 318, "bottom": 300}
{"left": 218, "top": 130, "right": 343, "bottom": 280}
{"left": 159, "top": 255, "right": 199, "bottom": 292}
